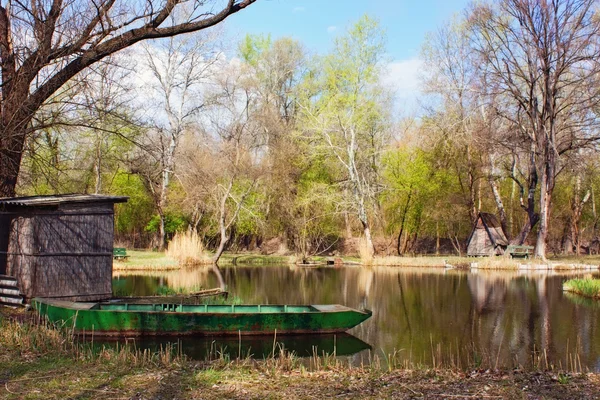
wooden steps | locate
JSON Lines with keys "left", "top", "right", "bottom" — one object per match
{"left": 0, "top": 275, "right": 24, "bottom": 307}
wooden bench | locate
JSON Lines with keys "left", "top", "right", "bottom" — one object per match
{"left": 506, "top": 245, "right": 534, "bottom": 259}
{"left": 113, "top": 248, "right": 130, "bottom": 261}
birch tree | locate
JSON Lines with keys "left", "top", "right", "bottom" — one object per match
{"left": 301, "top": 15, "right": 389, "bottom": 258}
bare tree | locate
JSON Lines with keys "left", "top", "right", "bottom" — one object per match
{"left": 422, "top": 20, "right": 484, "bottom": 226}
{"left": 179, "top": 65, "right": 263, "bottom": 264}
{"left": 0, "top": 0, "right": 256, "bottom": 198}
{"left": 18, "top": 55, "right": 138, "bottom": 194}
{"left": 468, "top": 0, "right": 600, "bottom": 259}
{"left": 141, "top": 25, "right": 218, "bottom": 248}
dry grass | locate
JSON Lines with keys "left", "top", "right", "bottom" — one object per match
{"left": 167, "top": 231, "right": 211, "bottom": 266}
{"left": 470, "top": 257, "right": 521, "bottom": 270}
{"left": 2, "top": 309, "right": 600, "bottom": 399}
{"left": 358, "top": 238, "right": 374, "bottom": 266}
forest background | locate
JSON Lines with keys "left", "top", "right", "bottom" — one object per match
{"left": 11, "top": 0, "right": 600, "bottom": 261}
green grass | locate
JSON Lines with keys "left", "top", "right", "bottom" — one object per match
{"left": 563, "top": 278, "right": 600, "bottom": 299}
{"left": 113, "top": 249, "right": 180, "bottom": 270}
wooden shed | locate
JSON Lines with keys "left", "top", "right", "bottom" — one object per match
{"left": 466, "top": 213, "right": 509, "bottom": 257}
{"left": 0, "top": 194, "right": 127, "bottom": 301}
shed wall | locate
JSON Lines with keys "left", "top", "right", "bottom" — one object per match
{"left": 6, "top": 202, "right": 114, "bottom": 301}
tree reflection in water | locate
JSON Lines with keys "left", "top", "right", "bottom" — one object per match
{"left": 114, "top": 266, "right": 600, "bottom": 370}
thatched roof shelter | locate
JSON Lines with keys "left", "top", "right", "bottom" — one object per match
{"left": 466, "top": 213, "right": 509, "bottom": 257}
{"left": 0, "top": 194, "right": 127, "bottom": 301}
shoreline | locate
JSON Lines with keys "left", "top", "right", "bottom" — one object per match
{"left": 1, "top": 311, "right": 599, "bottom": 399}
{"left": 113, "top": 250, "right": 600, "bottom": 272}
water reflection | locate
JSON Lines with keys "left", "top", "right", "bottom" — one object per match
{"left": 113, "top": 266, "right": 600, "bottom": 370}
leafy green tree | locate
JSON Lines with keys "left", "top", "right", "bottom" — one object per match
{"left": 300, "top": 15, "right": 390, "bottom": 257}
{"left": 382, "top": 146, "right": 439, "bottom": 255}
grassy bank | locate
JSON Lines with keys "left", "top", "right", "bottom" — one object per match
{"left": 563, "top": 278, "right": 600, "bottom": 299}
{"left": 2, "top": 309, "right": 600, "bottom": 399}
{"left": 113, "top": 250, "right": 296, "bottom": 270}
{"left": 113, "top": 249, "right": 180, "bottom": 270}
{"left": 372, "top": 256, "right": 521, "bottom": 269}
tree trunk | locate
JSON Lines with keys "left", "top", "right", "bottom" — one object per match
{"left": 159, "top": 213, "right": 166, "bottom": 251}
{"left": 0, "top": 126, "right": 29, "bottom": 198}
{"left": 489, "top": 174, "right": 508, "bottom": 238}
{"left": 94, "top": 136, "right": 102, "bottom": 194}
{"left": 396, "top": 189, "right": 412, "bottom": 256}
{"left": 212, "top": 179, "right": 234, "bottom": 265}
{"left": 362, "top": 223, "right": 375, "bottom": 259}
{"left": 436, "top": 221, "right": 440, "bottom": 255}
{"left": 512, "top": 145, "right": 539, "bottom": 246}
{"left": 344, "top": 210, "right": 353, "bottom": 238}
{"left": 212, "top": 229, "right": 229, "bottom": 265}
{"left": 535, "top": 159, "right": 556, "bottom": 260}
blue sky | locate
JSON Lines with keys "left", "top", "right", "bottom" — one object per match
{"left": 227, "top": 0, "right": 471, "bottom": 59}
{"left": 225, "top": 0, "right": 472, "bottom": 112}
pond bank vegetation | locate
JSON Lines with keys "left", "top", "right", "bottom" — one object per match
{"left": 1, "top": 308, "right": 599, "bottom": 399}
{"left": 113, "top": 250, "right": 600, "bottom": 271}
{"left": 563, "top": 278, "right": 600, "bottom": 299}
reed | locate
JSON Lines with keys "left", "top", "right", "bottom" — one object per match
{"left": 0, "top": 309, "right": 589, "bottom": 375}
{"left": 166, "top": 231, "right": 211, "bottom": 266}
{"left": 0, "top": 313, "right": 185, "bottom": 368}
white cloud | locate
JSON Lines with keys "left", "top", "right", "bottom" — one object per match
{"left": 293, "top": 6, "right": 305, "bottom": 13}
{"left": 382, "top": 58, "right": 424, "bottom": 115}
{"left": 327, "top": 26, "right": 337, "bottom": 33}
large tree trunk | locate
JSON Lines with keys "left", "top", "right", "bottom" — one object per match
{"left": 362, "top": 223, "right": 375, "bottom": 258}
{"left": 535, "top": 155, "right": 556, "bottom": 260}
{"left": 0, "top": 125, "right": 29, "bottom": 198}
{"left": 512, "top": 146, "right": 539, "bottom": 246}
{"left": 357, "top": 196, "right": 375, "bottom": 258}
{"left": 535, "top": 181, "right": 552, "bottom": 259}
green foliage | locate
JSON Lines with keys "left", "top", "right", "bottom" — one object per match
{"left": 112, "top": 172, "right": 154, "bottom": 235}
{"left": 230, "top": 180, "right": 265, "bottom": 236}
{"left": 381, "top": 146, "right": 438, "bottom": 235}
{"left": 313, "top": 15, "right": 388, "bottom": 136}
{"left": 145, "top": 213, "right": 187, "bottom": 236}
{"left": 239, "top": 34, "right": 272, "bottom": 67}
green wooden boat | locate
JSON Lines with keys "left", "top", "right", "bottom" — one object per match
{"left": 32, "top": 298, "right": 372, "bottom": 336}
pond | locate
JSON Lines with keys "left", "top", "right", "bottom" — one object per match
{"left": 111, "top": 265, "right": 600, "bottom": 370}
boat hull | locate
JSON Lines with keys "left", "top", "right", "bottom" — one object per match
{"left": 32, "top": 299, "right": 372, "bottom": 336}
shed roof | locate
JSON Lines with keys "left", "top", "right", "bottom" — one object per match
{"left": 481, "top": 213, "right": 509, "bottom": 247}
{"left": 0, "top": 194, "right": 128, "bottom": 207}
